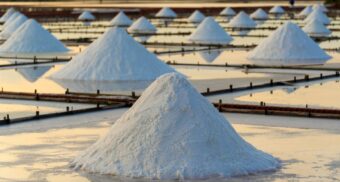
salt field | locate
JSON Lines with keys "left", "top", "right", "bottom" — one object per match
{"left": 0, "top": 0, "right": 339, "bottom": 181}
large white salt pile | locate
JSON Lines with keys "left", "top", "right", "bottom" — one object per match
{"left": 17, "top": 66, "right": 51, "bottom": 82}
{"left": 228, "top": 11, "right": 256, "bottom": 28}
{"left": 110, "top": 11, "right": 132, "bottom": 27}
{"left": 78, "top": 11, "right": 95, "bottom": 21}
{"left": 0, "top": 8, "right": 16, "bottom": 23}
{"left": 188, "top": 10, "right": 205, "bottom": 23}
{"left": 0, "top": 19, "right": 69, "bottom": 54}
{"left": 220, "top": 7, "right": 236, "bottom": 16}
{"left": 50, "top": 27, "right": 175, "bottom": 81}
{"left": 298, "top": 5, "right": 313, "bottom": 18}
{"left": 155, "top": 7, "right": 177, "bottom": 18}
{"left": 188, "top": 17, "right": 233, "bottom": 45}
{"left": 71, "top": 73, "right": 280, "bottom": 180}
{"left": 0, "top": 14, "right": 28, "bottom": 39}
{"left": 248, "top": 22, "right": 331, "bottom": 65}
{"left": 250, "top": 8, "right": 268, "bottom": 20}
{"left": 128, "top": 16, "right": 156, "bottom": 34}
{"left": 304, "top": 8, "right": 330, "bottom": 25}
{"left": 269, "top": 5, "right": 285, "bottom": 14}
{"left": 303, "top": 19, "right": 331, "bottom": 37}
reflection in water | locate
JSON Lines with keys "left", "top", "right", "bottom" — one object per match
{"left": 198, "top": 50, "right": 222, "bottom": 63}
{"left": 16, "top": 66, "right": 52, "bottom": 83}
{"left": 52, "top": 79, "right": 153, "bottom": 93}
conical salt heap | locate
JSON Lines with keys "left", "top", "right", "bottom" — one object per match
{"left": 155, "top": 7, "right": 177, "bottom": 18}
{"left": 0, "top": 8, "right": 16, "bottom": 23}
{"left": 298, "top": 5, "right": 313, "bottom": 18}
{"left": 0, "top": 14, "right": 28, "bottom": 39}
{"left": 50, "top": 28, "right": 175, "bottom": 81}
{"left": 303, "top": 19, "right": 331, "bottom": 37}
{"left": 248, "top": 22, "right": 331, "bottom": 65}
{"left": 71, "top": 73, "right": 280, "bottom": 180}
{"left": 228, "top": 11, "right": 256, "bottom": 28}
{"left": 110, "top": 11, "right": 132, "bottom": 27}
{"left": 188, "top": 10, "right": 205, "bottom": 23}
{"left": 2, "top": 11, "right": 21, "bottom": 29}
{"left": 304, "top": 8, "right": 330, "bottom": 25}
{"left": 250, "top": 8, "right": 268, "bottom": 20}
{"left": 269, "top": 6, "right": 285, "bottom": 14}
{"left": 128, "top": 16, "right": 156, "bottom": 34}
{"left": 0, "top": 19, "right": 68, "bottom": 54}
{"left": 78, "top": 11, "right": 95, "bottom": 21}
{"left": 219, "top": 7, "right": 236, "bottom": 16}
{"left": 188, "top": 17, "right": 233, "bottom": 45}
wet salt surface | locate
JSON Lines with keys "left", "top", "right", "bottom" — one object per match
{"left": 0, "top": 109, "right": 339, "bottom": 182}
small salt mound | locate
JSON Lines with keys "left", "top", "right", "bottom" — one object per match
{"left": 303, "top": 19, "right": 331, "bottom": 37}
{"left": 0, "top": 19, "right": 69, "bottom": 54}
{"left": 250, "top": 8, "right": 268, "bottom": 20}
{"left": 17, "top": 66, "right": 51, "bottom": 82}
{"left": 50, "top": 27, "right": 175, "bottom": 81}
{"left": 313, "top": 4, "right": 328, "bottom": 12}
{"left": 155, "top": 7, "right": 177, "bottom": 18}
{"left": 0, "top": 14, "right": 28, "bottom": 39}
{"left": 298, "top": 5, "right": 313, "bottom": 17}
{"left": 188, "top": 10, "right": 205, "bottom": 23}
{"left": 2, "top": 11, "right": 21, "bottom": 29}
{"left": 0, "top": 8, "right": 16, "bottom": 23}
{"left": 248, "top": 22, "right": 331, "bottom": 65}
{"left": 110, "top": 11, "right": 132, "bottom": 27}
{"left": 304, "top": 8, "right": 330, "bottom": 25}
{"left": 188, "top": 17, "right": 233, "bottom": 45}
{"left": 128, "top": 16, "right": 156, "bottom": 34}
{"left": 228, "top": 11, "right": 256, "bottom": 28}
{"left": 71, "top": 73, "right": 280, "bottom": 180}
{"left": 269, "top": 6, "right": 285, "bottom": 14}
{"left": 78, "top": 11, "right": 95, "bottom": 21}
{"left": 220, "top": 7, "right": 236, "bottom": 16}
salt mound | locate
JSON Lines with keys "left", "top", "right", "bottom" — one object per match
{"left": 188, "top": 17, "right": 233, "bottom": 45}
{"left": 110, "top": 11, "right": 132, "bottom": 27}
{"left": 250, "top": 8, "right": 268, "bottom": 20}
{"left": 298, "top": 5, "right": 313, "bottom": 17}
{"left": 0, "top": 8, "right": 16, "bottom": 23}
{"left": 17, "top": 66, "right": 51, "bottom": 82}
{"left": 248, "top": 22, "right": 331, "bottom": 65}
{"left": 199, "top": 50, "right": 221, "bottom": 63}
{"left": 188, "top": 10, "right": 205, "bottom": 23}
{"left": 78, "top": 11, "right": 95, "bottom": 21}
{"left": 220, "top": 7, "right": 236, "bottom": 16}
{"left": 269, "top": 6, "right": 285, "bottom": 14}
{"left": 0, "top": 14, "right": 28, "bottom": 39}
{"left": 128, "top": 16, "right": 156, "bottom": 34}
{"left": 304, "top": 8, "right": 330, "bottom": 25}
{"left": 228, "top": 11, "right": 256, "bottom": 28}
{"left": 0, "top": 19, "right": 69, "bottom": 54}
{"left": 50, "top": 27, "right": 175, "bottom": 81}
{"left": 303, "top": 19, "right": 331, "bottom": 37}
{"left": 71, "top": 73, "right": 280, "bottom": 180}
{"left": 155, "top": 7, "right": 177, "bottom": 18}
{"left": 2, "top": 11, "right": 21, "bottom": 29}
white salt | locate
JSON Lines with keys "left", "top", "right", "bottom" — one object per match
{"left": 128, "top": 16, "right": 156, "bottom": 34}
{"left": 228, "top": 11, "right": 256, "bottom": 28}
{"left": 303, "top": 19, "right": 331, "bottom": 37}
{"left": 78, "top": 11, "right": 95, "bottom": 21}
{"left": 220, "top": 7, "right": 236, "bottom": 16}
{"left": 298, "top": 5, "right": 313, "bottom": 17}
{"left": 0, "top": 8, "right": 16, "bottom": 23}
{"left": 250, "top": 8, "right": 268, "bottom": 20}
{"left": 269, "top": 6, "right": 285, "bottom": 14}
{"left": 0, "top": 14, "right": 28, "bottom": 39}
{"left": 188, "top": 10, "right": 205, "bottom": 23}
{"left": 188, "top": 17, "right": 233, "bottom": 45}
{"left": 50, "top": 27, "right": 175, "bottom": 81}
{"left": 155, "top": 7, "right": 177, "bottom": 18}
{"left": 248, "top": 22, "right": 331, "bottom": 65}
{"left": 0, "top": 19, "right": 69, "bottom": 54}
{"left": 71, "top": 73, "right": 280, "bottom": 180}
{"left": 304, "top": 8, "right": 330, "bottom": 25}
{"left": 110, "top": 11, "right": 132, "bottom": 27}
